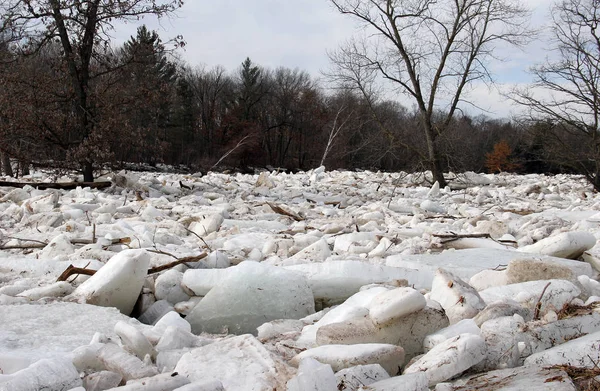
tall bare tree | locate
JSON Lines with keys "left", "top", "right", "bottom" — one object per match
{"left": 513, "top": 0, "right": 600, "bottom": 191}
{"left": 0, "top": 0, "right": 183, "bottom": 181}
{"left": 328, "top": 0, "right": 531, "bottom": 186}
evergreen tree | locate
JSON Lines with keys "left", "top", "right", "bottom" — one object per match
{"left": 118, "top": 25, "right": 178, "bottom": 165}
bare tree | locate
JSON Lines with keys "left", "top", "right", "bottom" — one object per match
{"left": 328, "top": 0, "right": 531, "bottom": 186}
{"left": 513, "top": 0, "right": 600, "bottom": 191}
{"left": 0, "top": 0, "right": 183, "bottom": 181}
{"left": 320, "top": 105, "right": 353, "bottom": 167}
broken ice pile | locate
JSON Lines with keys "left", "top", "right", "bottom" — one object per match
{"left": 0, "top": 169, "right": 600, "bottom": 389}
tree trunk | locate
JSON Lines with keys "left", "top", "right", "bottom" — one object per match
{"left": 592, "top": 175, "right": 600, "bottom": 192}
{"left": 423, "top": 121, "right": 447, "bottom": 187}
{"left": 430, "top": 151, "right": 447, "bottom": 188}
{"left": 19, "top": 161, "right": 29, "bottom": 176}
{"left": 1, "top": 152, "right": 13, "bottom": 177}
{"left": 82, "top": 161, "right": 94, "bottom": 182}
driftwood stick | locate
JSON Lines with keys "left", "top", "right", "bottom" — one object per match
{"left": 5, "top": 236, "right": 48, "bottom": 245}
{"left": 433, "top": 232, "right": 493, "bottom": 245}
{"left": 147, "top": 252, "right": 208, "bottom": 274}
{"left": 0, "top": 243, "right": 47, "bottom": 250}
{"left": 0, "top": 237, "right": 128, "bottom": 251}
{"left": 534, "top": 282, "right": 552, "bottom": 320}
{"left": 71, "top": 237, "right": 127, "bottom": 245}
{"left": 266, "top": 202, "right": 304, "bottom": 221}
{"left": 56, "top": 252, "right": 208, "bottom": 281}
{"left": 183, "top": 226, "right": 212, "bottom": 251}
{"left": 56, "top": 264, "right": 97, "bottom": 282}
{"left": 433, "top": 233, "right": 492, "bottom": 239}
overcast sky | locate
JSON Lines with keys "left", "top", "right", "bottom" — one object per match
{"left": 115, "top": 0, "right": 556, "bottom": 119}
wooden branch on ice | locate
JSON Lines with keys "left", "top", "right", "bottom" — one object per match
{"left": 56, "top": 252, "right": 208, "bottom": 281}
{"left": 0, "top": 237, "right": 129, "bottom": 251}
{"left": 147, "top": 252, "right": 208, "bottom": 274}
{"left": 266, "top": 202, "right": 304, "bottom": 221}
{"left": 0, "top": 243, "right": 46, "bottom": 250}
{"left": 534, "top": 282, "right": 552, "bottom": 320}
{"left": 56, "top": 264, "right": 97, "bottom": 282}
{"left": 0, "top": 181, "right": 111, "bottom": 190}
{"left": 433, "top": 233, "right": 492, "bottom": 244}
{"left": 433, "top": 233, "right": 493, "bottom": 239}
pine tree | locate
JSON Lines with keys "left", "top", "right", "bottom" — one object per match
{"left": 118, "top": 26, "right": 178, "bottom": 165}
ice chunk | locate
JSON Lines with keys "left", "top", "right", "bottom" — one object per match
{"left": 175, "top": 334, "right": 295, "bottom": 391}
{"left": 16, "top": 281, "right": 74, "bottom": 301}
{"left": 297, "top": 287, "right": 388, "bottom": 346}
{"left": 335, "top": 364, "right": 389, "bottom": 390}
{"left": 156, "top": 326, "right": 207, "bottom": 352}
{"left": 420, "top": 200, "right": 446, "bottom": 214}
{"left": 357, "top": 372, "right": 428, "bottom": 391}
{"left": 0, "top": 357, "right": 81, "bottom": 391}
{"left": 152, "top": 311, "right": 191, "bottom": 335}
{"left": 423, "top": 319, "right": 480, "bottom": 352}
{"left": 172, "top": 380, "right": 225, "bottom": 391}
{"left": 202, "top": 251, "right": 230, "bottom": 269}
{"left": 181, "top": 269, "right": 228, "bottom": 296}
{"left": 518, "top": 231, "right": 596, "bottom": 259}
{"left": 387, "top": 248, "right": 588, "bottom": 290}
{"left": 72, "top": 343, "right": 158, "bottom": 381}
{"left": 429, "top": 269, "right": 485, "bottom": 324}
{"left": 403, "top": 334, "right": 486, "bottom": 387}
{"left": 83, "top": 371, "right": 122, "bottom": 391}
{"left": 140, "top": 205, "right": 165, "bottom": 221}
{"left": 138, "top": 300, "right": 174, "bottom": 325}
{"left": 257, "top": 319, "right": 304, "bottom": 341}
{"left": 108, "top": 372, "right": 190, "bottom": 390}
{"left": 477, "top": 313, "right": 524, "bottom": 371}
{"left": 285, "top": 261, "right": 430, "bottom": 305}
{"left": 469, "top": 269, "right": 508, "bottom": 291}
{"left": 292, "top": 344, "right": 405, "bottom": 376}
{"left": 255, "top": 172, "right": 275, "bottom": 188}
{"left": 369, "top": 287, "right": 427, "bottom": 325}
{"left": 0, "top": 302, "right": 133, "bottom": 371}
{"left": 189, "top": 214, "right": 224, "bottom": 236}
{"left": 506, "top": 258, "right": 591, "bottom": 284}
{"left": 525, "top": 330, "right": 600, "bottom": 368}
{"left": 334, "top": 232, "right": 378, "bottom": 253}
{"left": 154, "top": 269, "right": 190, "bottom": 305}
{"left": 316, "top": 303, "right": 448, "bottom": 362}
{"left": 286, "top": 238, "right": 331, "bottom": 263}
{"left": 156, "top": 349, "right": 190, "bottom": 373}
{"left": 187, "top": 262, "right": 314, "bottom": 335}
{"left": 436, "top": 365, "right": 576, "bottom": 391}
{"left": 427, "top": 181, "right": 441, "bottom": 198}
{"left": 473, "top": 300, "right": 532, "bottom": 326}
{"left": 286, "top": 357, "right": 336, "bottom": 391}
{"left": 40, "top": 234, "right": 74, "bottom": 261}
{"left": 479, "top": 279, "right": 580, "bottom": 314}
{"left": 114, "top": 321, "right": 155, "bottom": 360}
{"left": 71, "top": 249, "right": 150, "bottom": 315}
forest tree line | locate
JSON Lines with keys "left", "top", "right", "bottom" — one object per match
{"left": 0, "top": 0, "right": 598, "bottom": 190}
{"left": 0, "top": 26, "right": 577, "bottom": 176}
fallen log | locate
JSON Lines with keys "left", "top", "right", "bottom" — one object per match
{"left": 0, "top": 237, "right": 127, "bottom": 250}
{"left": 0, "top": 181, "right": 111, "bottom": 190}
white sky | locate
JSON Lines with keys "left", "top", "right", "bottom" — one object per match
{"left": 115, "top": 0, "right": 557, "bottom": 119}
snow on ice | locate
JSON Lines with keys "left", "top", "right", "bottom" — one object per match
{"left": 0, "top": 169, "right": 600, "bottom": 389}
